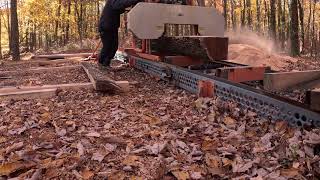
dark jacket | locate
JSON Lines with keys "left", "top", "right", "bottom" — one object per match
{"left": 99, "top": 0, "right": 141, "bottom": 31}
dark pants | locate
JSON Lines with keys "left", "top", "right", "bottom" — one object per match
{"left": 99, "top": 28, "right": 119, "bottom": 66}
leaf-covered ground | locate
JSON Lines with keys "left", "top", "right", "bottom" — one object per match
{"left": 0, "top": 60, "right": 319, "bottom": 179}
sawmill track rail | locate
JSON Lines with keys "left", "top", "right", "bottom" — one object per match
{"left": 128, "top": 54, "right": 320, "bottom": 128}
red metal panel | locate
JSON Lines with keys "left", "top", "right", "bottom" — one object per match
{"left": 165, "top": 56, "right": 204, "bottom": 66}
{"left": 216, "top": 66, "right": 267, "bottom": 83}
{"left": 198, "top": 80, "right": 215, "bottom": 97}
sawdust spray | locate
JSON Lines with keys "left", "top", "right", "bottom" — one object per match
{"left": 225, "top": 28, "right": 277, "bottom": 55}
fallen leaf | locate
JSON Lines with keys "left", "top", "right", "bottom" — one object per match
{"left": 280, "top": 168, "right": 300, "bottom": 177}
{"left": 123, "top": 155, "right": 140, "bottom": 166}
{"left": 292, "top": 162, "right": 300, "bottom": 169}
{"left": 82, "top": 168, "right": 94, "bottom": 180}
{"left": 147, "top": 142, "right": 167, "bottom": 155}
{"left": 232, "top": 159, "right": 254, "bottom": 173}
{"left": 104, "top": 123, "right": 112, "bottom": 129}
{"left": 106, "top": 171, "right": 126, "bottom": 180}
{"left": 91, "top": 151, "right": 106, "bottom": 162}
{"left": 144, "top": 115, "right": 161, "bottom": 125}
{"left": 172, "top": 171, "right": 190, "bottom": 180}
{"left": 86, "top": 132, "right": 101, "bottom": 138}
{"left": 6, "top": 142, "right": 24, "bottom": 154}
{"left": 0, "top": 162, "right": 35, "bottom": 176}
{"left": 56, "top": 128, "right": 67, "bottom": 137}
{"left": 207, "top": 113, "right": 216, "bottom": 122}
{"left": 77, "top": 142, "right": 85, "bottom": 156}
{"left": 202, "top": 137, "right": 218, "bottom": 151}
{"left": 176, "top": 140, "right": 188, "bottom": 151}
{"left": 29, "top": 169, "right": 43, "bottom": 180}
{"left": 41, "top": 158, "right": 65, "bottom": 169}
{"left": 104, "top": 143, "right": 117, "bottom": 152}
{"left": 205, "top": 154, "right": 222, "bottom": 169}
{"left": 40, "top": 112, "right": 51, "bottom": 123}
{"left": 0, "top": 137, "right": 7, "bottom": 144}
{"left": 0, "top": 162, "right": 26, "bottom": 176}
{"left": 190, "top": 172, "right": 202, "bottom": 179}
{"left": 130, "top": 176, "right": 144, "bottom": 180}
{"left": 8, "top": 126, "right": 27, "bottom": 135}
{"left": 223, "top": 117, "right": 236, "bottom": 128}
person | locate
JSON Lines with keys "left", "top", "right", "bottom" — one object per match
{"left": 98, "top": 0, "right": 141, "bottom": 67}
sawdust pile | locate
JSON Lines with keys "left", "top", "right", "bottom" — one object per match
{"left": 226, "top": 30, "right": 298, "bottom": 71}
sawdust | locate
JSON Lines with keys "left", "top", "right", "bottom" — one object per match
{"left": 226, "top": 29, "right": 298, "bottom": 71}
{"left": 227, "top": 44, "right": 297, "bottom": 71}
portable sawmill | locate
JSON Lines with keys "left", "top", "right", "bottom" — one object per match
{"left": 123, "top": 2, "right": 320, "bottom": 128}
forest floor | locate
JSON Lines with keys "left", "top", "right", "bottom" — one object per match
{"left": 0, "top": 57, "right": 319, "bottom": 179}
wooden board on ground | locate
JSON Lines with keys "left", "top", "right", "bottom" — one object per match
{"left": 306, "top": 88, "right": 320, "bottom": 111}
{"left": 31, "top": 53, "right": 92, "bottom": 60}
{"left": 264, "top": 70, "right": 320, "bottom": 91}
{"left": 0, "top": 89, "right": 57, "bottom": 100}
{"left": 0, "top": 83, "right": 93, "bottom": 100}
{"left": 0, "top": 83, "right": 93, "bottom": 94}
{"left": 81, "top": 62, "right": 129, "bottom": 92}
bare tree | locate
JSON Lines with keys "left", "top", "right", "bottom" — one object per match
{"left": 10, "top": 0, "right": 20, "bottom": 61}
{"left": 290, "top": 0, "right": 300, "bottom": 56}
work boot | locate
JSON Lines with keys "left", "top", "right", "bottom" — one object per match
{"left": 98, "top": 62, "right": 113, "bottom": 71}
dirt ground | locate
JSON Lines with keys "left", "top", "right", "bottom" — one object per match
{"left": 0, "top": 59, "right": 319, "bottom": 179}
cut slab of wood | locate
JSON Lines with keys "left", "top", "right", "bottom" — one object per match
{"left": 306, "top": 89, "right": 320, "bottom": 112}
{"left": 0, "top": 88, "right": 57, "bottom": 100}
{"left": 264, "top": 70, "right": 320, "bottom": 91}
{"left": 81, "top": 62, "right": 130, "bottom": 92}
{"left": 31, "top": 53, "right": 92, "bottom": 60}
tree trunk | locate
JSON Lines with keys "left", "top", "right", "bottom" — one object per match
{"left": 223, "top": 0, "right": 228, "bottom": 29}
{"left": 297, "top": 0, "right": 304, "bottom": 54}
{"left": 0, "top": 10, "right": 2, "bottom": 59}
{"left": 264, "top": 0, "right": 269, "bottom": 32}
{"left": 65, "top": 0, "right": 72, "bottom": 45}
{"left": 25, "top": 21, "right": 30, "bottom": 52}
{"left": 256, "top": 0, "right": 261, "bottom": 32}
{"left": 55, "top": 0, "right": 62, "bottom": 45}
{"left": 241, "top": 0, "right": 246, "bottom": 27}
{"left": 270, "top": 0, "right": 276, "bottom": 39}
{"left": 6, "top": 1, "right": 11, "bottom": 54}
{"left": 246, "top": 0, "right": 252, "bottom": 28}
{"left": 231, "top": 0, "right": 236, "bottom": 30}
{"left": 10, "top": 0, "right": 20, "bottom": 61}
{"left": 290, "top": 0, "right": 300, "bottom": 56}
{"left": 306, "top": 0, "right": 312, "bottom": 54}
{"left": 281, "top": 0, "right": 286, "bottom": 49}
{"left": 75, "top": 0, "right": 84, "bottom": 47}
{"left": 311, "top": 0, "right": 316, "bottom": 57}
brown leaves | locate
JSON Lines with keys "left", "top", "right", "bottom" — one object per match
{"left": 201, "top": 137, "right": 218, "bottom": 151}
{"left": 77, "top": 142, "right": 85, "bottom": 156}
{"left": 81, "top": 168, "right": 94, "bottom": 180}
{"left": 223, "top": 116, "right": 237, "bottom": 128}
{"left": 5, "top": 142, "right": 24, "bottom": 154}
{"left": 171, "top": 171, "right": 190, "bottom": 180}
{"left": 144, "top": 114, "right": 161, "bottom": 126}
{"left": 280, "top": 168, "right": 301, "bottom": 178}
{"left": 0, "top": 161, "right": 35, "bottom": 176}
{"left": 86, "top": 131, "right": 101, "bottom": 138}
{"left": 123, "top": 155, "right": 140, "bottom": 167}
